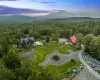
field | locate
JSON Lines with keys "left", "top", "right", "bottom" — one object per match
{"left": 47, "top": 60, "right": 81, "bottom": 78}
{"left": 31, "top": 42, "right": 81, "bottom": 78}
{"left": 33, "top": 42, "right": 76, "bottom": 63}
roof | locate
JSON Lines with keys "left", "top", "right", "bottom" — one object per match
{"left": 70, "top": 35, "right": 77, "bottom": 44}
{"left": 21, "top": 37, "right": 34, "bottom": 44}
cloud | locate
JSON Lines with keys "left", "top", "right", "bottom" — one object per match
{"left": 0, "top": 0, "right": 19, "bottom": 1}
{"left": 0, "top": 9, "right": 4, "bottom": 10}
{"left": 41, "top": 1, "right": 55, "bottom": 3}
{"left": 32, "top": 0, "right": 55, "bottom": 4}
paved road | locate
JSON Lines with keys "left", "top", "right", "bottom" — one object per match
{"left": 79, "top": 51, "right": 100, "bottom": 80}
{"left": 73, "top": 47, "right": 100, "bottom": 80}
{"left": 73, "top": 69, "right": 87, "bottom": 80}
{"left": 72, "top": 49, "right": 87, "bottom": 80}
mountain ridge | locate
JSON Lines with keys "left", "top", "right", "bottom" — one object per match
{"left": 0, "top": 15, "right": 100, "bottom": 24}
{"left": 1, "top": 6, "right": 100, "bottom": 24}
{"left": 1, "top": 5, "right": 100, "bottom": 18}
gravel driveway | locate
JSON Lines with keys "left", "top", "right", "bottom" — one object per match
{"left": 20, "top": 49, "right": 37, "bottom": 60}
{"left": 40, "top": 50, "right": 80, "bottom": 67}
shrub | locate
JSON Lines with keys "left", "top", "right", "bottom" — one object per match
{"left": 52, "top": 55, "right": 60, "bottom": 61}
{"left": 70, "top": 59, "right": 76, "bottom": 63}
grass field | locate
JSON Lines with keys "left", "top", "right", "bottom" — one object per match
{"left": 33, "top": 42, "right": 76, "bottom": 63}
{"left": 20, "top": 42, "right": 81, "bottom": 79}
{"left": 47, "top": 60, "right": 81, "bottom": 78}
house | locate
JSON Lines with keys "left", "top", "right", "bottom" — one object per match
{"left": 68, "top": 35, "right": 77, "bottom": 45}
{"left": 17, "top": 37, "right": 34, "bottom": 48}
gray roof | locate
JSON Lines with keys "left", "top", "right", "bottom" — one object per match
{"left": 21, "top": 37, "right": 34, "bottom": 44}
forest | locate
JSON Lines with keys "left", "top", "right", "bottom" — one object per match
{"left": 0, "top": 21, "right": 100, "bottom": 80}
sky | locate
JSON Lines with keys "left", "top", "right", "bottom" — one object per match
{"left": 0, "top": 0, "right": 100, "bottom": 12}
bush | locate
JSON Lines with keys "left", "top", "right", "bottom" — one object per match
{"left": 70, "top": 59, "right": 76, "bottom": 63}
{"left": 52, "top": 55, "right": 60, "bottom": 61}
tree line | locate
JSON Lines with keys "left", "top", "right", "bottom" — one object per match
{"left": 0, "top": 21, "right": 100, "bottom": 80}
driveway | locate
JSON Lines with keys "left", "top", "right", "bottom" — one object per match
{"left": 79, "top": 51, "right": 100, "bottom": 80}
{"left": 73, "top": 69, "right": 87, "bottom": 80}
{"left": 20, "top": 49, "right": 37, "bottom": 60}
{"left": 40, "top": 50, "right": 81, "bottom": 67}
{"left": 73, "top": 48, "right": 100, "bottom": 80}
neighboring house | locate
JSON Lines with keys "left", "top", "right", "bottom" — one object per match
{"left": 17, "top": 37, "right": 34, "bottom": 48}
{"left": 68, "top": 35, "right": 81, "bottom": 48}
{"left": 68, "top": 35, "right": 77, "bottom": 45}
{"left": 59, "top": 37, "right": 77, "bottom": 45}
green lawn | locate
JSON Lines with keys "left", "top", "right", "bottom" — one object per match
{"left": 54, "top": 44, "right": 76, "bottom": 54}
{"left": 20, "top": 42, "right": 81, "bottom": 79}
{"left": 33, "top": 42, "right": 76, "bottom": 63}
{"left": 47, "top": 60, "right": 81, "bottom": 78}
{"left": 33, "top": 46, "right": 52, "bottom": 63}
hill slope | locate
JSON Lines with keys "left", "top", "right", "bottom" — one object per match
{"left": 44, "top": 10, "right": 100, "bottom": 18}
{"left": 1, "top": 10, "right": 100, "bottom": 24}
{"left": 0, "top": 15, "right": 35, "bottom": 24}
{"left": 1, "top": 16, "right": 100, "bottom": 24}
{"left": 44, "top": 17, "right": 100, "bottom": 22}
